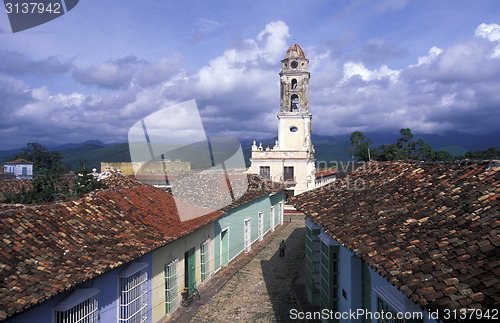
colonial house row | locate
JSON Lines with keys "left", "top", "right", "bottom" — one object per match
{"left": 0, "top": 174, "right": 285, "bottom": 323}
{"left": 291, "top": 161, "right": 499, "bottom": 322}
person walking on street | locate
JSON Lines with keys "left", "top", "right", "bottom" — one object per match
{"left": 279, "top": 239, "right": 286, "bottom": 257}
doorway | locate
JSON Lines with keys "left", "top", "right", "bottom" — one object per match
{"left": 284, "top": 190, "right": 295, "bottom": 203}
{"left": 184, "top": 248, "right": 195, "bottom": 293}
{"left": 221, "top": 229, "right": 229, "bottom": 266}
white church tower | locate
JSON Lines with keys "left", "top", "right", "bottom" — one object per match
{"left": 248, "top": 44, "right": 316, "bottom": 199}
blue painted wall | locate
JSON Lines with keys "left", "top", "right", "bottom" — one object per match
{"left": 308, "top": 218, "right": 437, "bottom": 323}
{"left": 6, "top": 254, "right": 153, "bottom": 323}
{"left": 337, "top": 247, "right": 357, "bottom": 318}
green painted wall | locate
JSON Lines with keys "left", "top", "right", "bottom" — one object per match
{"left": 213, "top": 192, "right": 283, "bottom": 272}
{"left": 320, "top": 243, "right": 339, "bottom": 321}
{"left": 305, "top": 219, "right": 430, "bottom": 323}
{"left": 305, "top": 225, "right": 321, "bottom": 305}
{"left": 270, "top": 193, "right": 283, "bottom": 228}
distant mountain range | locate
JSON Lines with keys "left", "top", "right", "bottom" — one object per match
{"left": 1, "top": 132, "right": 498, "bottom": 170}
{"left": 0, "top": 140, "right": 130, "bottom": 170}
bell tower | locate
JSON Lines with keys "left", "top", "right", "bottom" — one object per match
{"left": 280, "top": 44, "right": 310, "bottom": 113}
{"left": 248, "top": 44, "right": 316, "bottom": 197}
{"left": 277, "top": 44, "right": 314, "bottom": 155}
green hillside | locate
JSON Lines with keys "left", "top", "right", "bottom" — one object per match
{"left": 435, "top": 145, "right": 468, "bottom": 157}
{"left": 61, "top": 143, "right": 131, "bottom": 170}
{"left": 314, "top": 139, "right": 354, "bottom": 164}
{"left": 17, "top": 136, "right": 474, "bottom": 172}
{"left": 69, "top": 139, "right": 354, "bottom": 171}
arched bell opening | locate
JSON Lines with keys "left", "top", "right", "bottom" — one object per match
{"left": 290, "top": 94, "right": 300, "bottom": 112}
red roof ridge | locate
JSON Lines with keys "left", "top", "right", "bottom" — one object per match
{"left": 315, "top": 168, "right": 336, "bottom": 178}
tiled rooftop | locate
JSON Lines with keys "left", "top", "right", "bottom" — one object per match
{"left": 0, "top": 179, "right": 31, "bottom": 201}
{"left": 0, "top": 174, "right": 284, "bottom": 320}
{"left": 132, "top": 172, "right": 286, "bottom": 212}
{"left": 219, "top": 174, "right": 286, "bottom": 211}
{"left": 103, "top": 173, "right": 142, "bottom": 189}
{"left": 291, "top": 161, "right": 499, "bottom": 312}
{"left": 4, "top": 159, "right": 33, "bottom": 165}
{"left": 315, "top": 168, "right": 336, "bottom": 178}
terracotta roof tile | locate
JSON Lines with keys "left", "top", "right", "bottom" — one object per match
{"left": 102, "top": 173, "right": 141, "bottom": 189}
{"left": 0, "top": 174, "right": 283, "bottom": 320}
{"left": 291, "top": 161, "right": 499, "bottom": 314}
{"left": 0, "top": 186, "right": 221, "bottom": 320}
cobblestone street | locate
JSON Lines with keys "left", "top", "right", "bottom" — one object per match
{"left": 178, "top": 214, "right": 308, "bottom": 322}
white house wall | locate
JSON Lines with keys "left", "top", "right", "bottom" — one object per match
{"left": 151, "top": 222, "right": 214, "bottom": 322}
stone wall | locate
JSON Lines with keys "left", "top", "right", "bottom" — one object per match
{"left": 101, "top": 161, "right": 191, "bottom": 175}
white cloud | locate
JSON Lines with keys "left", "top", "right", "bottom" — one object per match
{"left": 195, "top": 20, "right": 289, "bottom": 96}
{"left": 310, "top": 22, "right": 500, "bottom": 136}
{"left": 475, "top": 23, "right": 500, "bottom": 42}
{"left": 135, "top": 55, "right": 184, "bottom": 87}
{"left": 475, "top": 23, "right": 500, "bottom": 58}
{"left": 73, "top": 57, "right": 142, "bottom": 89}
{"left": 256, "top": 21, "right": 290, "bottom": 63}
{"left": 342, "top": 62, "right": 399, "bottom": 82}
{"left": 415, "top": 47, "right": 443, "bottom": 65}
{"left": 159, "top": 20, "right": 290, "bottom": 139}
{"left": 2, "top": 21, "right": 500, "bottom": 149}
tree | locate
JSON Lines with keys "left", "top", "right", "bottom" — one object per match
{"left": 73, "top": 167, "right": 107, "bottom": 196}
{"left": 413, "top": 138, "right": 433, "bottom": 160}
{"left": 1, "top": 165, "right": 70, "bottom": 203}
{"left": 11, "top": 143, "right": 64, "bottom": 173}
{"left": 465, "top": 147, "right": 500, "bottom": 159}
{"left": 432, "top": 150, "right": 454, "bottom": 161}
{"left": 349, "top": 131, "right": 374, "bottom": 161}
{"left": 1, "top": 157, "right": 107, "bottom": 204}
{"left": 377, "top": 129, "right": 417, "bottom": 161}
{"left": 396, "top": 128, "right": 417, "bottom": 160}
{"left": 349, "top": 128, "right": 465, "bottom": 162}
{"left": 377, "top": 144, "right": 401, "bottom": 161}
{"left": 373, "top": 128, "right": 455, "bottom": 161}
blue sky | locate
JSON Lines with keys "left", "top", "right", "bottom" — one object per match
{"left": 1, "top": 0, "right": 500, "bottom": 149}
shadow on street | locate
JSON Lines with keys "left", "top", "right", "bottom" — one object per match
{"left": 260, "top": 227, "right": 313, "bottom": 322}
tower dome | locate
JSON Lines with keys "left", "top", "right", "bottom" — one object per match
{"left": 285, "top": 44, "right": 306, "bottom": 59}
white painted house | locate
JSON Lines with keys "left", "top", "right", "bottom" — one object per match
{"left": 3, "top": 159, "right": 34, "bottom": 179}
